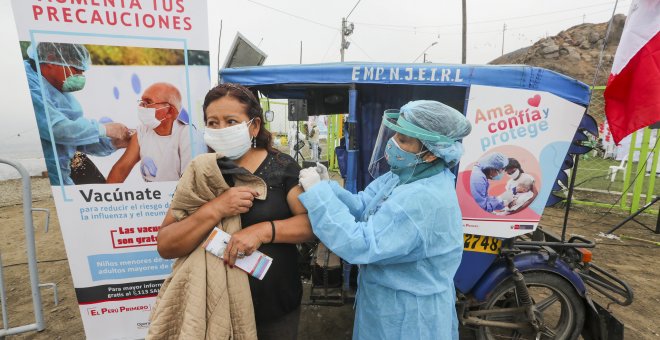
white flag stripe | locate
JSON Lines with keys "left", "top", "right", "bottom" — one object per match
{"left": 611, "top": 0, "right": 660, "bottom": 74}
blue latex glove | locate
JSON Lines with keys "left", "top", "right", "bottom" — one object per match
{"left": 140, "top": 157, "right": 158, "bottom": 180}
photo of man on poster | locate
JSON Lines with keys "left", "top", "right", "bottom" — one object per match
{"left": 25, "top": 42, "right": 131, "bottom": 186}
{"left": 106, "top": 82, "right": 205, "bottom": 183}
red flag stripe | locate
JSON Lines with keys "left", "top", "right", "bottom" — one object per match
{"left": 605, "top": 31, "right": 660, "bottom": 144}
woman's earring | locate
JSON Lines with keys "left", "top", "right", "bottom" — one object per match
{"left": 252, "top": 136, "right": 257, "bottom": 148}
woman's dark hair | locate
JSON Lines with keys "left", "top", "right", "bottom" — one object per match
{"left": 482, "top": 167, "right": 498, "bottom": 178}
{"left": 504, "top": 158, "right": 524, "bottom": 173}
{"left": 202, "top": 83, "right": 276, "bottom": 153}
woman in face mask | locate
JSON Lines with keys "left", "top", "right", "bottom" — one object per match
{"left": 470, "top": 152, "right": 509, "bottom": 213}
{"left": 155, "top": 83, "right": 313, "bottom": 340}
{"left": 503, "top": 158, "right": 538, "bottom": 212}
{"left": 297, "top": 100, "right": 472, "bottom": 340}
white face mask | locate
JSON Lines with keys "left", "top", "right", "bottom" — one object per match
{"left": 508, "top": 169, "right": 521, "bottom": 179}
{"left": 204, "top": 119, "right": 254, "bottom": 160}
{"left": 137, "top": 106, "right": 168, "bottom": 129}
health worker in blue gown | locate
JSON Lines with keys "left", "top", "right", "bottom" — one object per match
{"left": 298, "top": 100, "right": 472, "bottom": 340}
{"left": 469, "top": 152, "right": 509, "bottom": 212}
{"left": 25, "top": 42, "right": 130, "bottom": 185}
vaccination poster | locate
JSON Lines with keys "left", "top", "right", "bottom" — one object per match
{"left": 9, "top": 1, "right": 210, "bottom": 338}
{"left": 456, "top": 85, "right": 585, "bottom": 238}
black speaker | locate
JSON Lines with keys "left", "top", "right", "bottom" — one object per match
{"left": 288, "top": 99, "right": 308, "bottom": 121}
{"left": 307, "top": 88, "right": 349, "bottom": 115}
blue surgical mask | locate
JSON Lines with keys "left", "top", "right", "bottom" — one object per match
{"left": 492, "top": 170, "right": 504, "bottom": 180}
{"left": 385, "top": 138, "right": 424, "bottom": 174}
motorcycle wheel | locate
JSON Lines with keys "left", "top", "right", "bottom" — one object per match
{"left": 476, "top": 271, "right": 585, "bottom": 340}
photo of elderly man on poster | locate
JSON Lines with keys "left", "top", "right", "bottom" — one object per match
{"left": 106, "top": 82, "right": 205, "bottom": 183}
{"left": 19, "top": 39, "right": 211, "bottom": 185}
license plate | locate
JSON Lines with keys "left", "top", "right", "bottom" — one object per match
{"left": 463, "top": 234, "right": 501, "bottom": 254}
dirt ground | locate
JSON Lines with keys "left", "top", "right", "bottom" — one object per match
{"left": 0, "top": 177, "right": 658, "bottom": 339}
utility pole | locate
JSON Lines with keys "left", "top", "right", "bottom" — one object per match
{"left": 501, "top": 23, "right": 507, "bottom": 56}
{"left": 300, "top": 41, "right": 303, "bottom": 64}
{"left": 340, "top": 17, "right": 354, "bottom": 62}
{"left": 217, "top": 20, "right": 223, "bottom": 73}
{"left": 341, "top": 18, "right": 346, "bottom": 62}
{"left": 423, "top": 53, "right": 427, "bottom": 63}
{"left": 461, "top": 0, "right": 466, "bottom": 64}
{"left": 413, "top": 41, "right": 438, "bottom": 63}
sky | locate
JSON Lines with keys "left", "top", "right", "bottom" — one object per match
{"left": 0, "top": 0, "right": 631, "bottom": 162}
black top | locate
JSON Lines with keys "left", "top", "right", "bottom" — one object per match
{"left": 219, "top": 151, "right": 302, "bottom": 324}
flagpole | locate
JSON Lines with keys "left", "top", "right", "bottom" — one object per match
{"left": 561, "top": 0, "right": 619, "bottom": 241}
{"left": 591, "top": 0, "right": 620, "bottom": 87}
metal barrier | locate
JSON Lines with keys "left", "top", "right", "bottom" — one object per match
{"left": 0, "top": 158, "right": 57, "bottom": 337}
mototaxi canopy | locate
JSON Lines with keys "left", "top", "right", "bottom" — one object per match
{"left": 220, "top": 62, "right": 595, "bottom": 195}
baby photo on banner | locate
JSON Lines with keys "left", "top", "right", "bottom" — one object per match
{"left": 9, "top": 1, "right": 210, "bottom": 338}
{"left": 456, "top": 85, "right": 586, "bottom": 239}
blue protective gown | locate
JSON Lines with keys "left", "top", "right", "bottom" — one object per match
{"left": 25, "top": 61, "right": 115, "bottom": 185}
{"left": 299, "top": 170, "right": 464, "bottom": 340}
{"left": 469, "top": 165, "right": 504, "bottom": 212}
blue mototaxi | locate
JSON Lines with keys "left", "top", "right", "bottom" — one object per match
{"left": 221, "top": 62, "right": 633, "bottom": 339}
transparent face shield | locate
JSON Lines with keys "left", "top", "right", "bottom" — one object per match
{"left": 367, "top": 109, "right": 456, "bottom": 179}
{"left": 368, "top": 110, "right": 399, "bottom": 179}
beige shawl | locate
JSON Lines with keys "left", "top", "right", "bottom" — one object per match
{"left": 147, "top": 153, "right": 267, "bottom": 340}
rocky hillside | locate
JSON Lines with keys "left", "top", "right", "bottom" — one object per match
{"left": 489, "top": 14, "right": 626, "bottom": 85}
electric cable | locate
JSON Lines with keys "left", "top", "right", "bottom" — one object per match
{"left": 559, "top": 0, "right": 623, "bottom": 229}
{"left": 503, "top": 8, "right": 614, "bottom": 33}
{"left": 244, "top": 0, "right": 338, "bottom": 31}
{"left": 346, "top": 0, "right": 362, "bottom": 19}
{"left": 354, "top": 7, "right": 615, "bottom": 36}
{"left": 346, "top": 37, "right": 374, "bottom": 61}
{"left": 353, "top": 1, "right": 625, "bottom": 29}
{"left": 321, "top": 31, "right": 340, "bottom": 62}
{"left": 575, "top": 137, "right": 659, "bottom": 228}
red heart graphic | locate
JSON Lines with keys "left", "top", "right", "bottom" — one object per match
{"left": 528, "top": 94, "right": 541, "bottom": 107}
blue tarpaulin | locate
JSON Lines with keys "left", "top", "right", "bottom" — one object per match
{"left": 221, "top": 62, "right": 590, "bottom": 105}
{"left": 220, "top": 62, "right": 591, "bottom": 192}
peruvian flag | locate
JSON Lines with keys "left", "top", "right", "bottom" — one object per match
{"left": 604, "top": 0, "right": 660, "bottom": 144}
